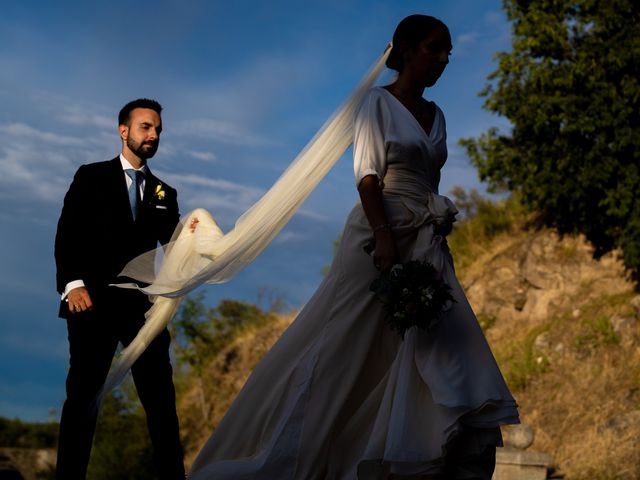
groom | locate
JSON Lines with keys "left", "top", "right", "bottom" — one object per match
{"left": 54, "top": 98, "right": 184, "bottom": 479}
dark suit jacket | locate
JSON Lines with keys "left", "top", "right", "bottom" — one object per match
{"left": 55, "top": 157, "right": 180, "bottom": 318}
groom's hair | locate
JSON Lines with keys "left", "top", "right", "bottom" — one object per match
{"left": 118, "top": 98, "right": 163, "bottom": 126}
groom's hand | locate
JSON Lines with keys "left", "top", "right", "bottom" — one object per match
{"left": 67, "top": 287, "right": 93, "bottom": 314}
{"left": 189, "top": 217, "right": 200, "bottom": 233}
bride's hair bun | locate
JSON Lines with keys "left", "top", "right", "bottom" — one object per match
{"left": 386, "top": 14, "right": 449, "bottom": 72}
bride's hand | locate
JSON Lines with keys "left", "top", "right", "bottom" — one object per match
{"left": 373, "top": 228, "right": 396, "bottom": 271}
{"left": 357, "top": 175, "right": 395, "bottom": 270}
{"left": 189, "top": 217, "right": 200, "bottom": 233}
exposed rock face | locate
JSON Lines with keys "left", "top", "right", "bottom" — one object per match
{"left": 454, "top": 228, "right": 638, "bottom": 479}
{"left": 462, "top": 231, "right": 630, "bottom": 329}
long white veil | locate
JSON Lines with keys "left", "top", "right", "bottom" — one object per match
{"left": 100, "top": 45, "right": 392, "bottom": 398}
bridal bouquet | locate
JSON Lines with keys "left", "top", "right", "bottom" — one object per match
{"left": 370, "top": 261, "right": 455, "bottom": 339}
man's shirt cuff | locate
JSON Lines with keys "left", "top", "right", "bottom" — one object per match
{"left": 61, "top": 280, "right": 85, "bottom": 300}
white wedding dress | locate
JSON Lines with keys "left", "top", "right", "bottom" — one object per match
{"left": 186, "top": 87, "right": 519, "bottom": 479}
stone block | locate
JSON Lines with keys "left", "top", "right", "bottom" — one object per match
{"left": 493, "top": 447, "right": 552, "bottom": 480}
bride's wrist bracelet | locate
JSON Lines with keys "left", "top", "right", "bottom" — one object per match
{"left": 372, "top": 223, "right": 391, "bottom": 233}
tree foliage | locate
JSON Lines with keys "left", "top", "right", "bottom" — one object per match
{"left": 0, "top": 388, "right": 156, "bottom": 479}
{"left": 0, "top": 417, "right": 58, "bottom": 448}
{"left": 460, "top": 0, "right": 640, "bottom": 279}
{"left": 87, "top": 386, "right": 156, "bottom": 480}
{"left": 171, "top": 294, "right": 275, "bottom": 374}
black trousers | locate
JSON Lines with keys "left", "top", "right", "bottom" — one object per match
{"left": 56, "top": 288, "right": 184, "bottom": 480}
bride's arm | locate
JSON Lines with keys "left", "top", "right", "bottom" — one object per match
{"left": 358, "top": 175, "right": 396, "bottom": 271}
{"left": 353, "top": 91, "right": 396, "bottom": 271}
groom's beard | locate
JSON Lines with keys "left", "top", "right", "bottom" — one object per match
{"left": 127, "top": 137, "right": 159, "bottom": 160}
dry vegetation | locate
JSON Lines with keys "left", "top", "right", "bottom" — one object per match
{"left": 177, "top": 199, "right": 640, "bottom": 478}
{"left": 177, "top": 313, "right": 295, "bottom": 467}
{"left": 452, "top": 201, "right": 640, "bottom": 479}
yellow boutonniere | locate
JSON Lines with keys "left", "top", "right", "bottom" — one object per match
{"left": 154, "top": 184, "right": 166, "bottom": 201}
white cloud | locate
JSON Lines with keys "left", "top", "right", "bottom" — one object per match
{"left": 295, "top": 208, "right": 329, "bottom": 222}
{"left": 174, "top": 118, "right": 272, "bottom": 146}
{"left": 0, "top": 144, "right": 73, "bottom": 205}
{"left": 174, "top": 49, "right": 328, "bottom": 136}
{"left": 454, "top": 32, "right": 479, "bottom": 56}
{"left": 154, "top": 170, "right": 265, "bottom": 225}
{"left": 186, "top": 150, "right": 217, "bottom": 162}
{"left": 0, "top": 111, "right": 266, "bottom": 219}
{"left": 484, "top": 10, "right": 506, "bottom": 26}
{"left": 446, "top": 144, "right": 473, "bottom": 168}
{"left": 0, "top": 120, "right": 107, "bottom": 212}
{"left": 2, "top": 123, "right": 84, "bottom": 146}
{"left": 449, "top": 12, "right": 511, "bottom": 62}
{"left": 483, "top": 10, "right": 512, "bottom": 50}
{"left": 153, "top": 170, "right": 329, "bottom": 231}
{"left": 58, "top": 105, "right": 114, "bottom": 130}
{"left": 159, "top": 172, "right": 264, "bottom": 196}
{"left": 274, "top": 230, "right": 305, "bottom": 244}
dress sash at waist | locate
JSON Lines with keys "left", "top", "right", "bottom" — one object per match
{"left": 381, "top": 180, "right": 459, "bottom": 279}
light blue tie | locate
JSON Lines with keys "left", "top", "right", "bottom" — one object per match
{"left": 124, "top": 169, "right": 143, "bottom": 220}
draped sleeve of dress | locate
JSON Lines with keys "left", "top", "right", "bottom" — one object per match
{"left": 188, "top": 87, "right": 519, "bottom": 479}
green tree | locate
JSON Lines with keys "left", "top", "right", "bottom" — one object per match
{"left": 170, "top": 295, "right": 278, "bottom": 451}
{"left": 171, "top": 294, "right": 274, "bottom": 374}
{"left": 0, "top": 417, "right": 58, "bottom": 448}
{"left": 460, "top": 0, "right": 640, "bottom": 279}
{"left": 87, "top": 385, "right": 156, "bottom": 480}
{"left": 0, "top": 397, "right": 154, "bottom": 479}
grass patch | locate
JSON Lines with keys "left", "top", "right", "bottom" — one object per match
{"left": 476, "top": 312, "right": 497, "bottom": 332}
{"left": 493, "top": 290, "right": 634, "bottom": 393}
{"left": 496, "top": 325, "right": 550, "bottom": 391}
{"left": 574, "top": 315, "right": 620, "bottom": 354}
{"left": 558, "top": 242, "right": 580, "bottom": 261}
{"left": 570, "top": 291, "right": 634, "bottom": 356}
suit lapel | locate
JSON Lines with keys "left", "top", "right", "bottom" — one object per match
{"left": 143, "top": 171, "right": 159, "bottom": 207}
{"left": 109, "top": 157, "right": 135, "bottom": 224}
{"left": 139, "top": 169, "right": 160, "bottom": 222}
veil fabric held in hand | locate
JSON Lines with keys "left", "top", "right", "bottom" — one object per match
{"left": 100, "top": 46, "right": 392, "bottom": 396}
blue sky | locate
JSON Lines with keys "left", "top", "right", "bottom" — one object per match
{"left": 0, "top": 0, "right": 512, "bottom": 421}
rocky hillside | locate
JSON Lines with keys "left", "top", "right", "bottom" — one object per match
{"left": 177, "top": 223, "right": 640, "bottom": 479}
{"left": 461, "top": 228, "right": 639, "bottom": 479}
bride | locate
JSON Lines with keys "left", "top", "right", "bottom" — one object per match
{"left": 184, "top": 14, "right": 518, "bottom": 479}
{"left": 110, "top": 14, "right": 519, "bottom": 480}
